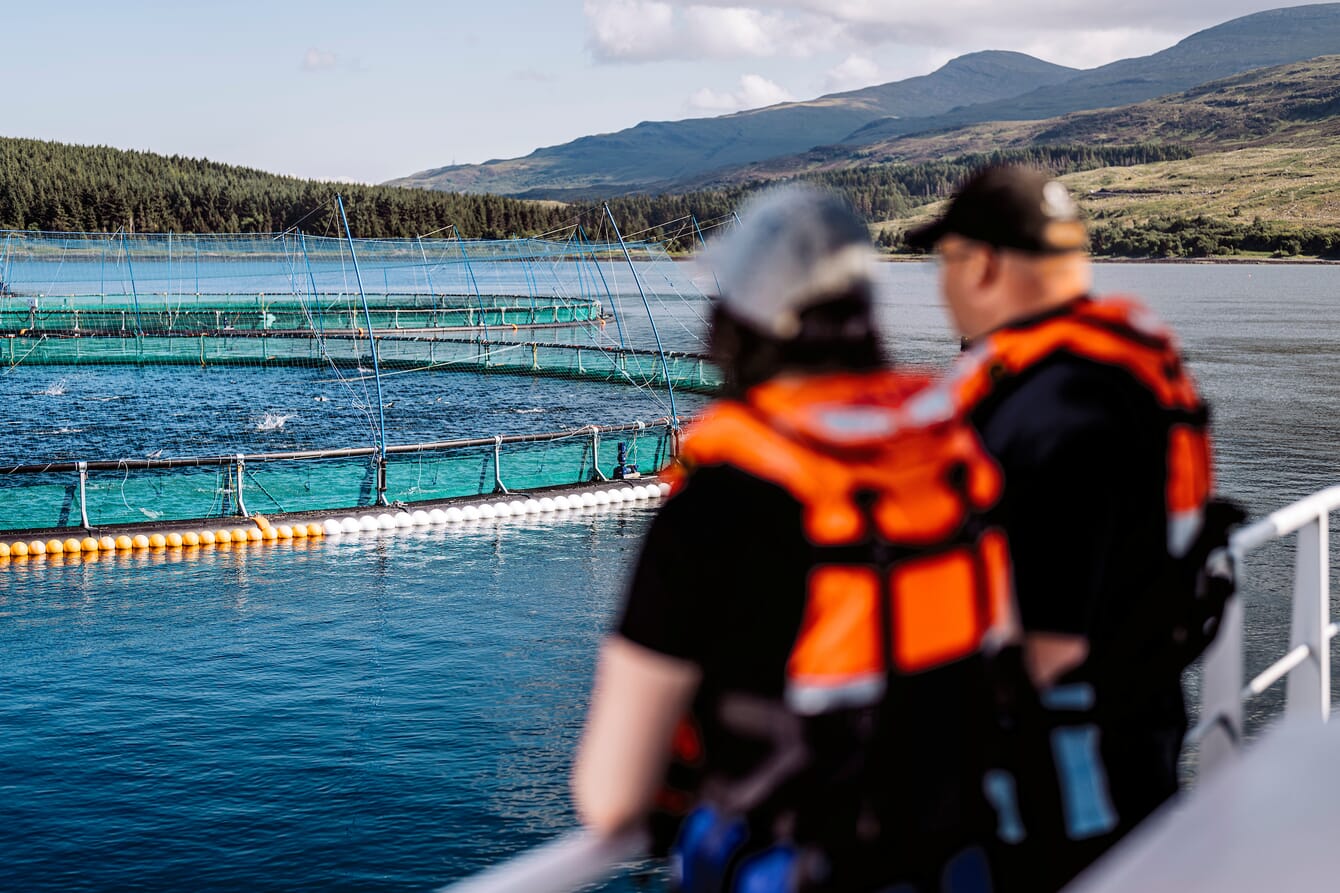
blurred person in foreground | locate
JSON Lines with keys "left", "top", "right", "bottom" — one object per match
{"left": 907, "top": 165, "right": 1241, "bottom": 890}
{"left": 573, "top": 185, "right": 1017, "bottom": 891}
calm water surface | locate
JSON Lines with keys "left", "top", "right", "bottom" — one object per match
{"left": 1, "top": 263, "right": 1336, "bottom": 890}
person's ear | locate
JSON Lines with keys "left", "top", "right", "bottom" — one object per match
{"left": 977, "top": 248, "right": 1001, "bottom": 290}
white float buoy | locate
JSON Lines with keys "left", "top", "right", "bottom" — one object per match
{"left": 461, "top": 505, "right": 481, "bottom": 521}
{"left": 579, "top": 492, "right": 597, "bottom": 508}
{"left": 377, "top": 514, "right": 397, "bottom": 530}
{"left": 477, "top": 504, "right": 497, "bottom": 520}
{"left": 428, "top": 508, "right": 448, "bottom": 524}
{"left": 324, "top": 519, "right": 344, "bottom": 535}
{"left": 443, "top": 507, "right": 464, "bottom": 523}
{"left": 523, "top": 499, "right": 542, "bottom": 514}
{"left": 394, "top": 512, "right": 414, "bottom": 528}
{"left": 594, "top": 490, "right": 612, "bottom": 505}
{"left": 507, "top": 501, "right": 527, "bottom": 515}
{"left": 411, "top": 510, "right": 431, "bottom": 525}
{"left": 341, "top": 517, "right": 361, "bottom": 533}
{"left": 657, "top": 482, "right": 671, "bottom": 497}
{"left": 553, "top": 495, "right": 571, "bottom": 510}
{"left": 492, "top": 502, "right": 513, "bottom": 517}
{"left": 538, "top": 498, "right": 556, "bottom": 512}
{"left": 360, "top": 516, "right": 381, "bottom": 531}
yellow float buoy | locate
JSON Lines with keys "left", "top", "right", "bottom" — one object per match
{"left": 253, "top": 515, "right": 271, "bottom": 530}
{"left": 262, "top": 527, "right": 278, "bottom": 541}
{"left": 29, "top": 541, "right": 47, "bottom": 556}
{"left": 306, "top": 523, "right": 324, "bottom": 537}
{"left": 182, "top": 531, "right": 200, "bottom": 547}
{"left": 81, "top": 537, "right": 100, "bottom": 553}
{"left": 47, "top": 539, "right": 65, "bottom": 555}
{"left": 99, "top": 536, "right": 117, "bottom": 551}
{"left": 62, "top": 538, "right": 81, "bottom": 554}
{"left": 276, "top": 525, "right": 294, "bottom": 539}
{"left": 199, "top": 530, "right": 216, "bottom": 545}
{"left": 148, "top": 533, "right": 167, "bottom": 549}
{"left": 12, "top": 542, "right": 29, "bottom": 557}
{"left": 131, "top": 534, "right": 150, "bottom": 549}
{"left": 166, "top": 532, "right": 183, "bottom": 548}
{"left": 231, "top": 528, "right": 250, "bottom": 543}
{"left": 215, "top": 529, "right": 232, "bottom": 544}
{"left": 246, "top": 528, "right": 262, "bottom": 543}
{"left": 115, "top": 535, "right": 133, "bottom": 550}
{"left": 0, "top": 543, "right": 9, "bottom": 558}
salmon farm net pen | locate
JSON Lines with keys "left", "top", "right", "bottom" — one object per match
{"left": 0, "top": 225, "right": 721, "bottom": 540}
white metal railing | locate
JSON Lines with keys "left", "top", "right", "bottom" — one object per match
{"left": 1190, "top": 485, "right": 1340, "bottom": 775}
{"left": 440, "top": 486, "right": 1340, "bottom": 892}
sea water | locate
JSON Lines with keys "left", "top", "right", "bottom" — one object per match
{"left": 1, "top": 263, "right": 1337, "bottom": 890}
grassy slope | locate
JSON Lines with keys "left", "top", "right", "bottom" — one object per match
{"left": 853, "top": 57, "right": 1340, "bottom": 248}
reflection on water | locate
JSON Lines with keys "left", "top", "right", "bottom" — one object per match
{"left": 0, "top": 263, "right": 1336, "bottom": 889}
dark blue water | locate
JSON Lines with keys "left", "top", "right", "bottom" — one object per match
{"left": 1, "top": 263, "right": 1336, "bottom": 890}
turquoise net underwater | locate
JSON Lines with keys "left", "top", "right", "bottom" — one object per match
{"left": 0, "top": 228, "right": 720, "bottom": 532}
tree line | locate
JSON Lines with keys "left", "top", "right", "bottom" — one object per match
{"left": 2, "top": 135, "right": 1209, "bottom": 253}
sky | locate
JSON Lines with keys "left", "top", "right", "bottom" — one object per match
{"left": 0, "top": 0, "right": 1311, "bottom": 184}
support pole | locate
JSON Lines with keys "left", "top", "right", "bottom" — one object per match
{"left": 121, "top": 228, "right": 144, "bottom": 336}
{"left": 452, "top": 225, "right": 491, "bottom": 342}
{"left": 1287, "top": 515, "right": 1331, "bottom": 720}
{"left": 335, "top": 194, "right": 390, "bottom": 506}
{"left": 578, "top": 224, "right": 625, "bottom": 348}
{"left": 691, "top": 214, "right": 722, "bottom": 296}
{"left": 77, "top": 461, "right": 90, "bottom": 529}
{"left": 590, "top": 426, "right": 608, "bottom": 482}
{"left": 493, "top": 436, "right": 508, "bottom": 494}
{"left": 416, "top": 236, "right": 440, "bottom": 312}
{"left": 235, "top": 454, "right": 250, "bottom": 518}
{"left": 602, "top": 204, "right": 678, "bottom": 423}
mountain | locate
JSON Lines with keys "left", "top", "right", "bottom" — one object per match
{"left": 705, "top": 54, "right": 1340, "bottom": 185}
{"left": 386, "top": 52, "right": 1077, "bottom": 196}
{"left": 843, "top": 2, "right": 1340, "bottom": 145}
{"left": 392, "top": 3, "right": 1340, "bottom": 199}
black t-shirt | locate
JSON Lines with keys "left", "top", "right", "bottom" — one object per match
{"left": 968, "top": 313, "right": 1187, "bottom": 828}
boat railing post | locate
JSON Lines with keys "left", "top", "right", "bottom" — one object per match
{"left": 1198, "top": 589, "right": 1244, "bottom": 776}
{"left": 235, "top": 455, "right": 250, "bottom": 518}
{"left": 77, "top": 461, "right": 90, "bottom": 529}
{"left": 1286, "top": 512, "right": 1330, "bottom": 720}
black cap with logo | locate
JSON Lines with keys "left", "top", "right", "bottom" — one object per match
{"left": 905, "top": 164, "right": 1088, "bottom": 254}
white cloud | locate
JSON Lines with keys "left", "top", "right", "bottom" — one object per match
{"left": 687, "top": 74, "right": 795, "bottom": 112}
{"left": 583, "top": 1, "right": 1288, "bottom": 66}
{"left": 823, "top": 54, "right": 881, "bottom": 93}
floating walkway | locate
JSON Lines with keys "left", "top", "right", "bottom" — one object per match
{"left": 0, "top": 420, "right": 678, "bottom": 534}
{"left": 0, "top": 478, "right": 671, "bottom": 568}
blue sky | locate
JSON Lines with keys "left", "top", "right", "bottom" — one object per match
{"left": 1, "top": 0, "right": 1296, "bottom": 184}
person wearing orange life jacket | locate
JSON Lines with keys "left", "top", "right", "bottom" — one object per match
{"left": 906, "top": 165, "right": 1242, "bottom": 891}
{"left": 573, "top": 185, "right": 1018, "bottom": 892}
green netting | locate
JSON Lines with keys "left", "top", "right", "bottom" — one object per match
{"left": 0, "top": 423, "right": 678, "bottom": 532}
{"left": 0, "top": 227, "right": 712, "bottom": 532}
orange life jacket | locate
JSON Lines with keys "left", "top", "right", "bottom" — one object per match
{"left": 943, "top": 295, "right": 1212, "bottom": 559}
{"left": 667, "top": 369, "right": 1015, "bottom": 715}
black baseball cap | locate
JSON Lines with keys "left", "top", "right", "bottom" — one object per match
{"left": 905, "top": 164, "right": 1088, "bottom": 254}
